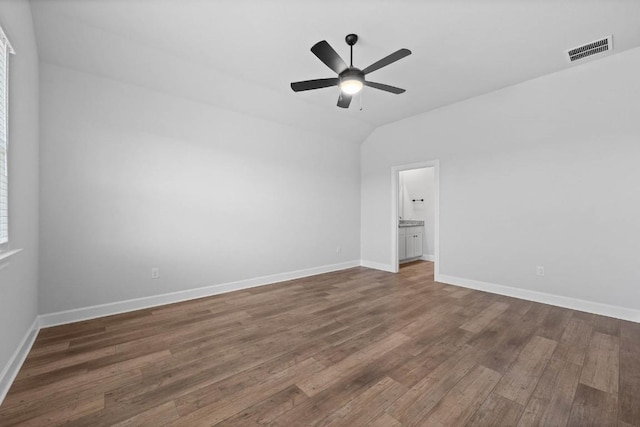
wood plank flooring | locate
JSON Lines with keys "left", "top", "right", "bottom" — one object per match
{"left": 1, "top": 261, "right": 639, "bottom": 426}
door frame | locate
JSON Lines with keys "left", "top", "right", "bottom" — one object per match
{"left": 390, "top": 160, "right": 440, "bottom": 274}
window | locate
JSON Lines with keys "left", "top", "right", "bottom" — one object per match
{"left": 0, "top": 26, "right": 14, "bottom": 248}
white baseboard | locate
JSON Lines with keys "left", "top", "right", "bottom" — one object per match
{"left": 436, "top": 274, "right": 640, "bottom": 323}
{"left": 39, "top": 260, "right": 361, "bottom": 328}
{"left": 420, "top": 254, "right": 435, "bottom": 262}
{"left": 360, "top": 260, "right": 395, "bottom": 273}
{"left": 0, "top": 316, "right": 39, "bottom": 405}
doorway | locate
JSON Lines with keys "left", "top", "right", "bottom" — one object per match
{"left": 391, "top": 161, "right": 439, "bottom": 274}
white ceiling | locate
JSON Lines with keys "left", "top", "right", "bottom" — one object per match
{"left": 29, "top": 0, "right": 640, "bottom": 143}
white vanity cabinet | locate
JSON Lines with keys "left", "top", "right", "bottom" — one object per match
{"left": 399, "top": 226, "right": 423, "bottom": 261}
{"left": 398, "top": 228, "right": 407, "bottom": 260}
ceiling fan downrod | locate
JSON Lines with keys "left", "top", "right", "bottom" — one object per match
{"left": 345, "top": 33, "right": 358, "bottom": 67}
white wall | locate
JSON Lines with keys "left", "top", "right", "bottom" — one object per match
{"left": 362, "top": 47, "right": 640, "bottom": 312}
{"left": 39, "top": 63, "right": 361, "bottom": 314}
{"left": 0, "top": 0, "right": 39, "bottom": 389}
{"left": 400, "top": 168, "right": 435, "bottom": 256}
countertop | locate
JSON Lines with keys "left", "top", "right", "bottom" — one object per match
{"left": 399, "top": 220, "right": 424, "bottom": 228}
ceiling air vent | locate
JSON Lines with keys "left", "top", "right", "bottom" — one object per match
{"left": 567, "top": 36, "right": 613, "bottom": 62}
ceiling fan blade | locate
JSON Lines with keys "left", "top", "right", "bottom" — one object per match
{"left": 337, "top": 93, "right": 352, "bottom": 108}
{"left": 311, "top": 41, "right": 348, "bottom": 74}
{"left": 365, "top": 81, "right": 406, "bottom": 94}
{"left": 291, "top": 78, "right": 339, "bottom": 92}
{"left": 362, "top": 48, "right": 411, "bottom": 75}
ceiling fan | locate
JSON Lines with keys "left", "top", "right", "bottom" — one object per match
{"left": 291, "top": 34, "right": 412, "bottom": 108}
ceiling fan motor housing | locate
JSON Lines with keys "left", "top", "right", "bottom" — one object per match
{"left": 340, "top": 67, "right": 364, "bottom": 84}
{"left": 339, "top": 68, "right": 365, "bottom": 95}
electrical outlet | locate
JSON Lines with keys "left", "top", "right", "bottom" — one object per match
{"left": 151, "top": 267, "right": 160, "bottom": 279}
{"left": 536, "top": 266, "right": 545, "bottom": 276}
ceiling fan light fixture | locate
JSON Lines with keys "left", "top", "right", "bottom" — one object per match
{"left": 340, "top": 78, "right": 363, "bottom": 94}
{"left": 339, "top": 69, "right": 364, "bottom": 95}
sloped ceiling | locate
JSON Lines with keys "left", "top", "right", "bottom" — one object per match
{"left": 30, "top": 0, "right": 640, "bottom": 143}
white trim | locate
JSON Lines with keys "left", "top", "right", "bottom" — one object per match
{"left": 0, "top": 316, "right": 39, "bottom": 404}
{"left": 39, "top": 260, "right": 361, "bottom": 328}
{"left": 420, "top": 254, "right": 435, "bottom": 262}
{"left": 436, "top": 274, "right": 640, "bottom": 323}
{"left": 0, "top": 25, "right": 15, "bottom": 54}
{"left": 399, "top": 256, "right": 426, "bottom": 264}
{"left": 391, "top": 161, "right": 440, "bottom": 275}
{"left": 360, "top": 259, "right": 395, "bottom": 273}
{"left": 0, "top": 248, "right": 22, "bottom": 262}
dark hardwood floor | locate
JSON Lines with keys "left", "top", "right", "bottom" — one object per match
{"left": 1, "top": 261, "right": 638, "bottom": 426}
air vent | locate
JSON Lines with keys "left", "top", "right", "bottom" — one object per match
{"left": 567, "top": 36, "right": 613, "bottom": 62}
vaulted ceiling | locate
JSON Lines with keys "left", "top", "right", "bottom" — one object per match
{"left": 30, "top": 0, "right": 640, "bottom": 143}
